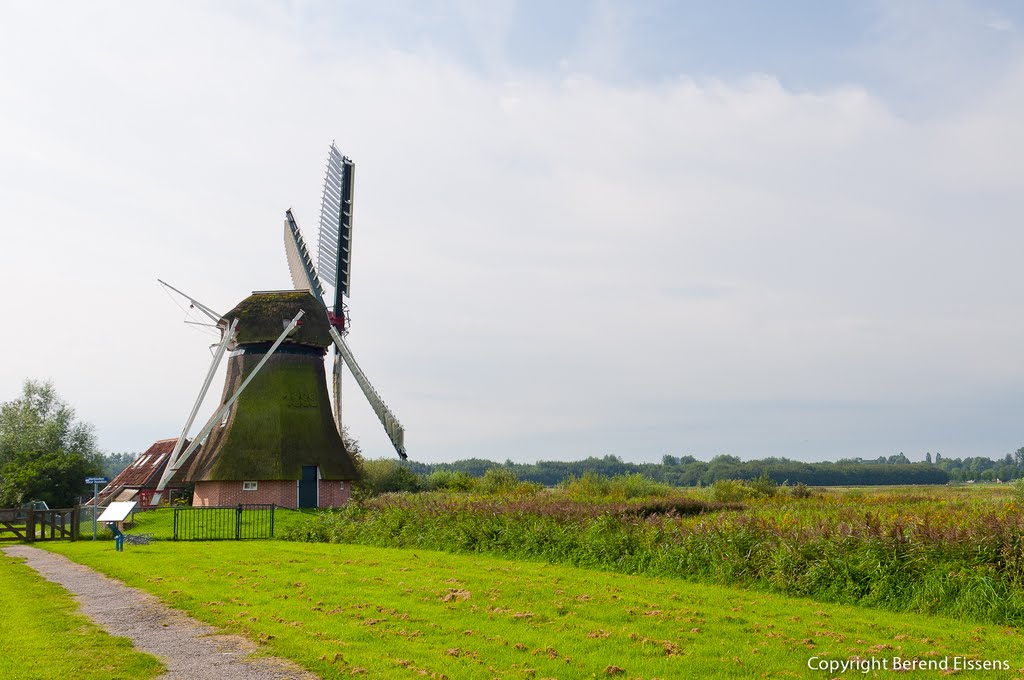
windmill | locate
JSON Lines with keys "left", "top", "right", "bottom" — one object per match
{"left": 283, "top": 142, "right": 407, "bottom": 460}
{"left": 148, "top": 142, "right": 405, "bottom": 508}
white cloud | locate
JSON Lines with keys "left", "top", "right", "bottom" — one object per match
{"left": 987, "top": 17, "right": 1013, "bottom": 32}
{"left": 858, "top": 1, "right": 1024, "bottom": 117}
{"left": 1, "top": 2, "right": 1023, "bottom": 462}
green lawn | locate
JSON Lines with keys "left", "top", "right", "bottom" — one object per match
{"left": 46, "top": 539, "right": 1024, "bottom": 679}
{"left": 0, "top": 551, "right": 164, "bottom": 680}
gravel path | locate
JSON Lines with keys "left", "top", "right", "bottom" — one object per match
{"left": 3, "top": 545, "right": 318, "bottom": 680}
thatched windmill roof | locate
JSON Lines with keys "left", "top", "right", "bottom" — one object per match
{"left": 220, "top": 290, "right": 332, "bottom": 349}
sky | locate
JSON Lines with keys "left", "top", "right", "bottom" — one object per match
{"left": 1, "top": 1, "right": 1023, "bottom": 464}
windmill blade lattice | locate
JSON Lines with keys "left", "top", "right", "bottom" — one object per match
{"left": 284, "top": 209, "right": 325, "bottom": 298}
{"left": 317, "top": 143, "right": 355, "bottom": 310}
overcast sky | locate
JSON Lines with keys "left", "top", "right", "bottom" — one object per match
{"left": 2, "top": 1, "right": 1023, "bottom": 464}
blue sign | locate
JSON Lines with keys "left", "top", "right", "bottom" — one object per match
{"left": 85, "top": 477, "right": 109, "bottom": 485}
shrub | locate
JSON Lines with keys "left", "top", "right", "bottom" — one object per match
{"left": 560, "top": 472, "right": 671, "bottom": 501}
{"left": 711, "top": 479, "right": 753, "bottom": 502}
{"left": 611, "top": 473, "right": 673, "bottom": 499}
{"left": 746, "top": 472, "right": 778, "bottom": 498}
{"left": 354, "top": 459, "right": 421, "bottom": 498}
{"left": 560, "top": 472, "right": 610, "bottom": 500}
{"left": 1012, "top": 478, "right": 1024, "bottom": 505}
{"left": 478, "top": 467, "right": 519, "bottom": 495}
{"left": 424, "top": 470, "right": 475, "bottom": 492}
{"left": 511, "top": 480, "right": 545, "bottom": 496}
{"left": 790, "top": 482, "right": 813, "bottom": 499}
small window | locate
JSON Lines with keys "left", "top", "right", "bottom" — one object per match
{"left": 242, "top": 481, "right": 258, "bottom": 491}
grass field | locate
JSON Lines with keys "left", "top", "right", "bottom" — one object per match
{"left": 0, "top": 552, "right": 164, "bottom": 680}
{"left": 282, "top": 483, "right": 1024, "bottom": 624}
{"left": 46, "top": 538, "right": 1024, "bottom": 679}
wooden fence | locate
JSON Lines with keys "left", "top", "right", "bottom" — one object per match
{"left": 0, "top": 507, "right": 80, "bottom": 542}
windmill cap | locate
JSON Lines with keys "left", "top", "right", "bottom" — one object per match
{"left": 219, "top": 290, "right": 331, "bottom": 348}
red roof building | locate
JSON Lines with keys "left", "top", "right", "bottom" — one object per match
{"left": 96, "top": 438, "right": 193, "bottom": 507}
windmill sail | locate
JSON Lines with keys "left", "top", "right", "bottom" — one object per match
{"left": 151, "top": 318, "right": 237, "bottom": 505}
{"left": 330, "top": 328, "right": 407, "bottom": 459}
{"left": 284, "top": 210, "right": 325, "bottom": 298}
{"left": 317, "top": 143, "right": 355, "bottom": 311}
{"left": 281, "top": 143, "right": 407, "bottom": 460}
{"left": 285, "top": 205, "right": 407, "bottom": 459}
{"left": 154, "top": 312, "right": 305, "bottom": 502}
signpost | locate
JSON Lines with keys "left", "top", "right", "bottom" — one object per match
{"left": 85, "top": 476, "right": 109, "bottom": 540}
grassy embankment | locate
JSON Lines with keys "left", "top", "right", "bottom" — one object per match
{"left": 281, "top": 483, "right": 1024, "bottom": 625}
{"left": 0, "top": 552, "right": 164, "bottom": 680}
{"left": 45, "top": 538, "right": 1024, "bottom": 679}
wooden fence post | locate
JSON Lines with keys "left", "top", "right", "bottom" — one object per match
{"left": 25, "top": 508, "right": 34, "bottom": 543}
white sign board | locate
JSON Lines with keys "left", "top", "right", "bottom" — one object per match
{"left": 97, "top": 501, "right": 138, "bottom": 523}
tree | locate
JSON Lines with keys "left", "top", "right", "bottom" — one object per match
{"left": 0, "top": 380, "right": 100, "bottom": 507}
{"left": 100, "top": 452, "right": 137, "bottom": 478}
{"left": 0, "top": 450, "right": 100, "bottom": 507}
{"left": 0, "top": 380, "right": 96, "bottom": 463}
{"left": 925, "top": 452, "right": 932, "bottom": 465}
{"left": 341, "top": 425, "right": 364, "bottom": 479}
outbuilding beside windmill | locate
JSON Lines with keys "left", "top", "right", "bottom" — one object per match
{"left": 96, "top": 438, "right": 192, "bottom": 507}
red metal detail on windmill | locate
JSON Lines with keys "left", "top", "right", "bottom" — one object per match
{"left": 328, "top": 310, "right": 347, "bottom": 332}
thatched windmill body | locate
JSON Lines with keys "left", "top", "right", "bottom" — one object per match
{"left": 150, "top": 143, "right": 405, "bottom": 508}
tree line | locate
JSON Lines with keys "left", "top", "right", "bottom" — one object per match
{"left": 3, "top": 378, "right": 1022, "bottom": 506}
{"left": 403, "top": 451, "right": 1024, "bottom": 487}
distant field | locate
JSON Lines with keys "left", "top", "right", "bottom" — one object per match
{"left": 0, "top": 552, "right": 163, "bottom": 680}
{"left": 45, "top": 539, "right": 1024, "bottom": 679}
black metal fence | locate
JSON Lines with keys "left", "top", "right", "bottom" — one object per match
{"left": 172, "top": 504, "right": 275, "bottom": 541}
